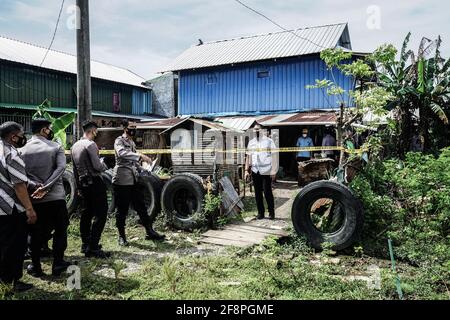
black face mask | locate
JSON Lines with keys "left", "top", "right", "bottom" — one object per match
{"left": 45, "top": 128, "right": 55, "bottom": 141}
{"left": 14, "top": 135, "right": 27, "bottom": 148}
{"left": 127, "top": 129, "right": 137, "bottom": 137}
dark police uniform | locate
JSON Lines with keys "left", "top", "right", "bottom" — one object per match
{"left": 20, "top": 135, "right": 69, "bottom": 272}
{"left": 0, "top": 140, "right": 29, "bottom": 284}
{"left": 112, "top": 134, "right": 157, "bottom": 241}
{"left": 71, "top": 137, "right": 108, "bottom": 252}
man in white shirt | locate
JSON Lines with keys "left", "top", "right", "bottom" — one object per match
{"left": 245, "top": 124, "right": 278, "bottom": 220}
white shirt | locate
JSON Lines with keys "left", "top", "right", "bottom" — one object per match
{"left": 247, "top": 136, "right": 277, "bottom": 175}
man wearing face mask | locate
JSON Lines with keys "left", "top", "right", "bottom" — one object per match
{"left": 20, "top": 119, "right": 71, "bottom": 277}
{"left": 71, "top": 121, "right": 109, "bottom": 258}
{"left": 113, "top": 120, "right": 165, "bottom": 246}
{"left": 245, "top": 124, "right": 278, "bottom": 220}
{"left": 296, "top": 128, "right": 314, "bottom": 162}
{"left": 0, "top": 122, "right": 36, "bottom": 292}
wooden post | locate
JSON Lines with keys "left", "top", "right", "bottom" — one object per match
{"left": 76, "top": 0, "right": 92, "bottom": 138}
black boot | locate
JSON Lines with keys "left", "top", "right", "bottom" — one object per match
{"left": 145, "top": 225, "right": 165, "bottom": 241}
{"left": 118, "top": 226, "right": 129, "bottom": 246}
{"left": 52, "top": 260, "right": 71, "bottom": 277}
{"left": 13, "top": 281, "right": 34, "bottom": 293}
{"left": 85, "top": 244, "right": 111, "bottom": 259}
{"left": 27, "top": 263, "right": 44, "bottom": 278}
{"left": 81, "top": 243, "right": 89, "bottom": 254}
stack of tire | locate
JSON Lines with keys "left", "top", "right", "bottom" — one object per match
{"left": 63, "top": 168, "right": 207, "bottom": 232}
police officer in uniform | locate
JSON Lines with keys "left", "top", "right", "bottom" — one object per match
{"left": 20, "top": 119, "right": 71, "bottom": 277}
{"left": 71, "top": 121, "right": 110, "bottom": 258}
{"left": 113, "top": 120, "right": 165, "bottom": 246}
{"left": 0, "top": 122, "right": 36, "bottom": 292}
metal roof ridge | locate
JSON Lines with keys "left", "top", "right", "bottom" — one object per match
{"left": 197, "top": 22, "right": 348, "bottom": 46}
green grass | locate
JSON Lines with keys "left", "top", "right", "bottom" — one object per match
{"left": 2, "top": 210, "right": 448, "bottom": 300}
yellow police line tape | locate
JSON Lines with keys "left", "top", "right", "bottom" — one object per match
{"left": 65, "top": 146, "right": 366, "bottom": 156}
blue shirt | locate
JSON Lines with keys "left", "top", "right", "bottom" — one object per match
{"left": 296, "top": 137, "right": 314, "bottom": 158}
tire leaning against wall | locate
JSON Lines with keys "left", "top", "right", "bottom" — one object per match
{"left": 63, "top": 168, "right": 80, "bottom": 217}
{"left": 291, "top": 180, "right": 364, "bottom": 251}
{"left": 161, "top": 173, "right": 206, "bottom": 231}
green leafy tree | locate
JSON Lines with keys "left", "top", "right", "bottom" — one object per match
{"left": 307, "top": 48, "right": 393, "bottom": 167}
{"left": 33, "top": 99, "right": 76, "bottom": 149}
{"left": 372, "top": 33, "right": 450, "bottom": 156}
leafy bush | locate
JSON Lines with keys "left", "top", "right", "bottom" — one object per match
{"left": 350, "top": 149, "right": 450, "bottom": 276}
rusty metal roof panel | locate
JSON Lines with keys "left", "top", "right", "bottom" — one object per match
{"left": 259, "top": 112, "right": 337, "bottom": 126}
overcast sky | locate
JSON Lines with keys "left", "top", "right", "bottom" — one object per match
{"left": 0, "top": 0, "right": 448, "bottom": 80}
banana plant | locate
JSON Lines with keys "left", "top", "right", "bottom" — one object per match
{"left": 33, "top": 99, "right": 76, "bottom": 149}
{"left": 373, "top": 33, "right": 450, "bottom": 155}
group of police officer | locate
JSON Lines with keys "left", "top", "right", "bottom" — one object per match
{"left": 0, "top": 119, "right": 164, "bottom": 292}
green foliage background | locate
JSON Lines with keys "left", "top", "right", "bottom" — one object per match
{"left": 350, "top": 149, "right": 450, "bottom": 291}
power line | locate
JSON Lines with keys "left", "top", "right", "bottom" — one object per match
{"left": 40, "top": 0, "right": 66, "bottom": 67}
{"left": 232, "top": 0, "right": 326, "bottom": 49}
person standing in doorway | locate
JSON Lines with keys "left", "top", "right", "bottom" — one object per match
{"left": 245, "top": 124, "right": 278, "bottom": 220}
{"left": 0, "top": 122, "right": 36, "bottom": 292}
{"left": 71, "top": 121, "right": 110, "bottom": 259}
{"left": 296, "top": 129, "right": 314, "bottom": 162}
{"left": 113, "top": 120, "right": 165, "bottom": 246}
{"left": 322, "top": 127, "right": 337, "bottom": 160}
{"left": 20, "top": 119, "right": 71, "bottom": 278}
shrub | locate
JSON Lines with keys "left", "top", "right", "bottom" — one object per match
{"left": 350, "top": 149, "right": 450, "bottom": 282}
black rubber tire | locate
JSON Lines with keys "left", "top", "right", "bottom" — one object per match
{"left": 291, "top": 181, "right": 364, "bottom": 251}
{"left": 138, "top": 172, "right": 164, "bottom": 222}
{"left": 161, "top": 174, "right": 206, "bottom": 231}
{"left": 63, "top": 168, "right": 80, "bottom": 217}
{"left": 101, "top": 169, "right": 116, "bottom": 215}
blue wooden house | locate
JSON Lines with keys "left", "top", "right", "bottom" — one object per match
{"left": 163, "top": 23, "right": 355, "bottom": 118}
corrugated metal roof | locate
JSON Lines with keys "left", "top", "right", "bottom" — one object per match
{"left": 260, "top": 112, "right": 336, "bottom": 126}
{"left": 215, "top": 117, "right": 258, "bottom": 131}
{"left": 162, "top": 23, "right": 350, "bottom": 72}
{"left": 137, "top": 117, "right": 190, "bottom": 130}
{"left": 216, "top": 112, "right": 337, "bottom": 130}
{"left": 0, "top": 35, "right": 148, "bottom": 88}
{"left": 0, "top": 102, "right": 158, "bottom": 120}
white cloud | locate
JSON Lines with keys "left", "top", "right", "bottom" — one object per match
{"left": 0, "top": 0, "right": 448, "bottom": 78}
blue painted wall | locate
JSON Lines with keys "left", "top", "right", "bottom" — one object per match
{"left": 132, "top": 89, "right": 152, "bottom": 115}
{"left": 178, "top": 55, "right": 354, "bottom": 116}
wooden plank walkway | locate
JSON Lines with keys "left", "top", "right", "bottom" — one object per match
{"left": 200, "top": 181, "right": 297, "bottom": 248}
{"left": 200, "top": 220, "right": 290, "bottom": 247}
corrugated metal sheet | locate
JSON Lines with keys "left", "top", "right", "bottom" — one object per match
{"left": 0, "top": 35, "right": 148, "bottom": 88}
{"left": 132, "top": 89, "right": 152, "bottom": 115}
{"left": 0, "top": 102, "right": 158, "bottom": 120}
{"left": 260, "top": 112, "right": 336, "bottom": 126}
{"left": 216, "top": 112, "right": 336, "bottom": 130}
{"left": 215, "top": 117, "right": 257, "bottom": 131}
{"left": 178, "top": 56, "right": 354, "bottom": 116}
{"left": 163, "top": 23, "right": 350, "bottom": 72}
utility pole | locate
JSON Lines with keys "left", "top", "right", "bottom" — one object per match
{"left": 76, "top": 0, "right": 92, "bottom": 138}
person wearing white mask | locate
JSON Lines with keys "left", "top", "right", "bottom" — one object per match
{"left": 245, "top": 124, "right": 277, "bottom": 220}
{"left": 296, "top": 128, "right": 314, "bottom": 162}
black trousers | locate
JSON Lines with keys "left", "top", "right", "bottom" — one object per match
{"left": 114, "top": 184, "right": 150, "bottom": 234}
{"left": 29, "top": 200, "right": 69, "bottom": 265}
{"left": 80, "top": 177, "right": 108, "bottom": 248}
{"left": 252, "top": 172, "right": 275, "bottom": 217}
{"left": 0, "top": 209, "right": 28, "bottom": 284}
